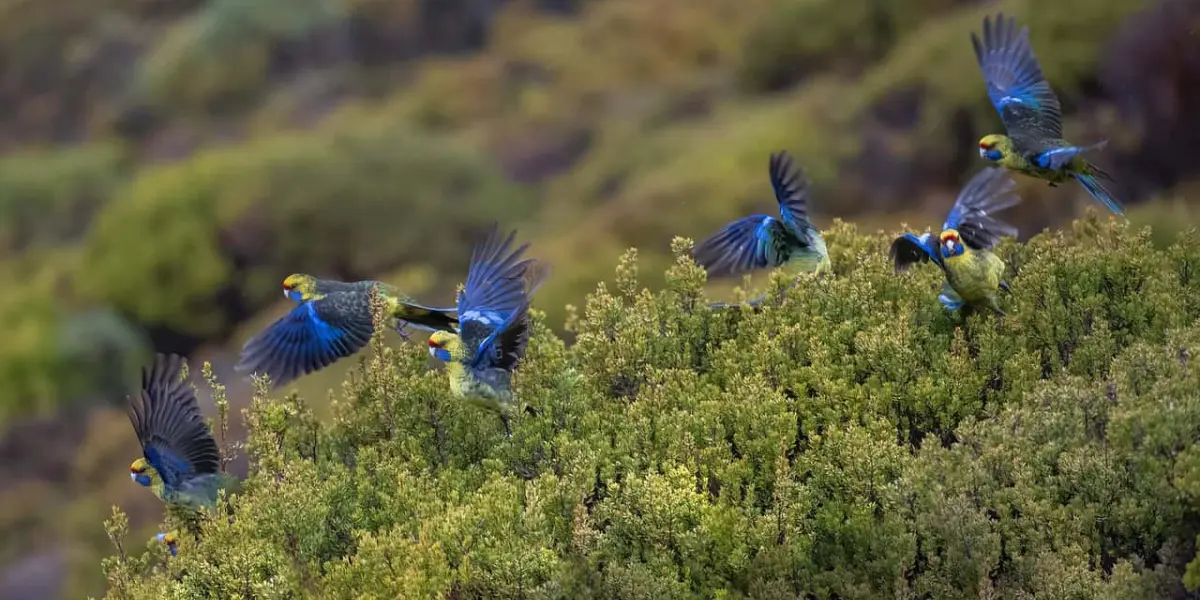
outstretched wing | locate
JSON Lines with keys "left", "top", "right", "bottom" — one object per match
{"left": 127, "top": 354, "right": 221, "bottom": 491}
{"left": 944, "top": 167, "right": 1020, "bottom": 250}
{"left": 769, "top": 151, "right": 815, "bottom": 235}
{"left": 692, "top": 215, "right": 795, "bottom": 278}
{"left": 235, "top": 292, "right": 376, "bottom": 388}
{"left": 972, "top": 13, "right": 1063, "bottom": 145}
{"left": 460, "top": 225, "right": 535, "bottom": 327}
{"left": 889, "top": 232, "right": 943, "bottom": 273}
{"left": 471, "top": 301, "right": 532, "bottom": 373}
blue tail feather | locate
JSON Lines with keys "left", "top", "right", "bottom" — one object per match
{"left": 1072, "top": 165, "right": 1124, "bottom": 216}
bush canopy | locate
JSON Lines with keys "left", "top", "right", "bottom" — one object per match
{"left": 101, "top": 215, "right": 1200, "bottom": 599}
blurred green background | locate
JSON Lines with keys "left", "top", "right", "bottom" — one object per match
{"left": 0, "top": 0, "right": 1197, "bottom": 597}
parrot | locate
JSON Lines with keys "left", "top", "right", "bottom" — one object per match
{"left": 127, "top": 353, "right": 236, "bottom": 554}
{"left": 693, "top": 150, "right": 831, "bottom": 280}
{"left": 427, "top": 225, "right": 550, "bottom": 437}
{"left": 156, "top": 531, "right": 179, "bottom": 557}
{"left": 972, "top": 13, "right": 1123, "bottom": 215}
{"left": 889, "top": 167, "right": 1021, "bottom": 315}
{"left": 235, "top": 274, "right": 459, "bottom": 388}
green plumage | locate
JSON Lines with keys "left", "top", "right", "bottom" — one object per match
{"left": 889, "top": 168, "right": 1021, "bottom": 315}
{"left": 972, "top": 13, "right": 1123, "bottom": 215}
{"left": 942, "top": 249, "right": 1007, "bottom": 314}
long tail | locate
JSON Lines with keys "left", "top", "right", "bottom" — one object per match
{"left": 397, "top": 304, "right": 459, "bottom": 333}
{"left": 1072, "top": 162, "right": 1124, "bottom": 216}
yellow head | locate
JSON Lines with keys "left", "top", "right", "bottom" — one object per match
{"left": 156, "top": 531, "right": 179, "bottom": 556}
{"left": 282, "top": 274, "right": 318, "bottom": 302}
{"left": 978, "top": 134, "right": 1011, "bottom": 163}
{"left": 130, "top": 457, "right": 156, "bottom": 487}
{"left": 939, "top": 229, "right": 965, "bottom": 259}
{"left": 427, "top": 331, "right": 461, "bottom": 362}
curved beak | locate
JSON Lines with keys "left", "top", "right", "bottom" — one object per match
{"left": 129, "top": 472, "right": 137, "bottom": 481}
{"left": 978, "top": 147, "right": 988, "bottom": 159}
{"left": 283, "top": 289, "right": 289, "bottom": 299}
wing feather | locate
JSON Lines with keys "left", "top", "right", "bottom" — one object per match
{"left": 889, "top": 232, "right": 943, "bottom": 273}
{"left": 769, "top": 151, "right": 815, "bottom": 234}
{"left": 692, "top": 215, "right": 793, "bottom": 278}
{"left": 944, "top": 167, "right": 1021, "bottom": 250}
{"left": 234, "top": 292, "right": 376, "bottom": 388}
{"left": 972, "top": 13, "right": 1063, "bottom": 145}
{"left": 128, "top": 354, "right": 220, "bottom": 492}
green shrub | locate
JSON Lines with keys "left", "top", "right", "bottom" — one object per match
{"left": 0, "top": 143, "right": 128, "bottom": 254}
{"left": 0, "top": 253, "right": 147, "bottom": 426}
{"left": 99, "top": 215, "right": 1200, "bottom": 598}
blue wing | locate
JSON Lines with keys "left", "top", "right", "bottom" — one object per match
{"left": 944, "top": 167, "right": 1020, "bottom": 250}
{"left": 971, "top": 13, "right": 1062, "bottom": 142}
{"left": 769, "top": 151, "right": 814, "bottom": 235}
{"left": 889, "top": 232, "right": 943, "bottom": 272}
{"left": 234, "top": 293, "right": 376, "bottom": 388}
{"left": 459, "top": 226, "right": 534, "bottom": 331}
{"left": 692, "top": 215, "right": 793, "bottom": 278}
{"left": 128, "top": 354, "right": 221, "bottom": 491}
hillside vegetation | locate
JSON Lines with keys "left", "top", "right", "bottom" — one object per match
{"left": 3, "top": 0, "right": 1198, "bottom": 424}
{"left": 100, "top": 216, "right": 1200, "bottom": 598}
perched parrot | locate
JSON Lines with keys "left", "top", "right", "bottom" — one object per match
{"left": 693, "top": 150, "right": 831, "bottom": 280}
{"left": 972, "top": 13, "right": 1123, "bottom": 215}
{"left": 156, "top": 531, "right": 179, "bottom": 557}
{"left": 427, "top": 226, "right": 550, "bottom": 437}
{"left": 235, "top": 274, "right": 459, "bottom": 388}
{"left": 889, "top": 167, "right": 1021, "bottom": 315}
{"left": 128, "top": 353, "right": 235, "bottom": 554}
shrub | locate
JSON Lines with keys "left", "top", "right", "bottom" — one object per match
{"left": 0, "top": 143, "right": 128, "bottom": 254}
{"left": 98, "top": 215, "right": 1200, "bottom": 598}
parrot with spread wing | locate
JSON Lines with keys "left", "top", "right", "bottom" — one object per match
{"left": 889, "top": 167, "right": 1021, "bottom": 315}
{"left": 972, "top": 13, "right": 1123, "bottom": 215}
{"left": 235, "top": 274, "right": 459, "bottom": 388}
{"left": 127, "top": 353, "right": 235, "bottom": 555}
{"left": 427, "top": 225, "right": 550, "bottom": 437}
{"left": 693, "top": 150, "right": 830, "bottom": 280}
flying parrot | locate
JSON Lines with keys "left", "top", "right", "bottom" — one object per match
{"left": 235, "top": 274, "right": 459, "bottom": 388}
{"left": 427, "top": 225, "right": 550, "bottom": 437}
{"left": 972, "top": 13, "right": 1123, "bottom": 215}
{"left": 127, "top": 353, "right": 235, "bottom": 554}
{"left": 693, "top": 150, "right": 831, "bottom": 280}
{"left": 889, "top": 167, "right": 1021, "bottom": 315}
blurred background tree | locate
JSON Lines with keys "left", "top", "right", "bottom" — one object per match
{"left": 0, "top": 0, "right": 1197, "bottom": 597}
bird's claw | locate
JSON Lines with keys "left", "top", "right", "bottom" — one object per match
{"left": 395, "top": 323, "right": 412, "bottom": 340}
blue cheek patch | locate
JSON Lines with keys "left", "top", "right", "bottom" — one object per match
{"left": 286, "top": 289, "right": 303, "bottom": 302}
{"left": 433, "top": 348, "right": 452, "bottom": 362}
{"left": 986, "top": 149, "right": 1003, "bottom": 161}
{"left": 135, "top": 473, "right": 152, "bottom": 487}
